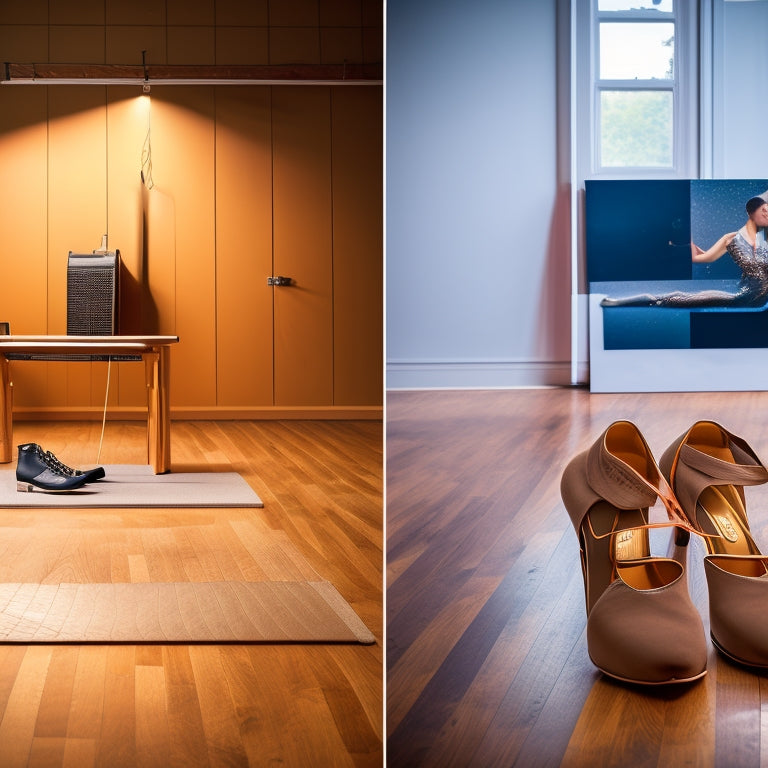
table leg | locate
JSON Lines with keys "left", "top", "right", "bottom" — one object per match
{"left": 0, "top": 356, "right": 11, "bottom": 463}
{"left": 145, "top": 347, "right": 171, "bottom": 474}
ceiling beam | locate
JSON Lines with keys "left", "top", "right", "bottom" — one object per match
{"left": 3, "top": 62, "right": 383, "bottom": 86}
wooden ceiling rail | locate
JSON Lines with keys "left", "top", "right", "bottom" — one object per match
{"left": 3, "top": 62, "right": 383, "bottom": 85}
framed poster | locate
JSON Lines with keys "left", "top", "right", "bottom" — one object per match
{"left": 588, "top": 179, "right": 768, "bottom": 392}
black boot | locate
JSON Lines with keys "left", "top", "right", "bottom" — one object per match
{"left": 16, "top": 443, "right": 90, "bottom": 492}
{"left": 42, "top": 449, "right": 105, "bottom": 483}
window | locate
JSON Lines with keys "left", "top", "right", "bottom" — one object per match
{"left": 568, "top": 0, "right": 699, "bottom": 384}
{"left": 589, "top": 0, "right": 696, "bottom": 176}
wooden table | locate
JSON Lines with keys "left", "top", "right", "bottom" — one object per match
{"left": 0, "top": 335, "right": 179, "bottom": 474}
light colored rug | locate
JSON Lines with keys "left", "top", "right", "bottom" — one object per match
{"left": 0, "top": 581, "right": 374, "bottom": 643}
{"left": 1, "top": 465, "right": 263, "bottom": 508}
{"left": 0, "top": 514, "right": 374, "bottom": 644}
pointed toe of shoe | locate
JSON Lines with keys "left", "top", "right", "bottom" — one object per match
{"left": 79, "top": 466, "right": 105, "bottom": 483}
{"left": 586, "top": 565, "right": 708, "bottom": 685}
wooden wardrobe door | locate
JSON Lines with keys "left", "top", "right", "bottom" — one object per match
{"left": 0, "top": 88, "right": 48, "bottom": 408}
{"left": 107, "top": 87, "right": 151, "bottom": 408}
{"left": 272, "top": 87, "right": 334, "bottom": 407}
{"left": 48, "top": 87, "right": 107, "bottom": 408}
{"left": 331, "top": 86, "right": 383, "bottom": 407}
{"left": 215, "top": 87, "right": 274, "bottom": 407}
{"left": 149, "top": 88, "right": 217, "bottom": 408}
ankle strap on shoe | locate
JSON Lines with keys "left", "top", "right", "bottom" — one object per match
{"left": 679, "top": 442, "right": 768, "bottom": 486}
{"left": 585, "top": 424, "right": 659, "bottom": 511}
{"left": 673, "top": 438, "right": 768, "bottom": 521}
{"left": 577, "top": 421, "right": 695, "bottom": 536}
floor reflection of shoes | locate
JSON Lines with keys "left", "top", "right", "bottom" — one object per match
{"left": 15, "top": 443, "right": 90, "bottom": 493}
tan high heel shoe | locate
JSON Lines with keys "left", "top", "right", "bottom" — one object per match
{"left": 561, "top": 421, "right": 707, "bottom": 685}
{"left": 660, "top": 420, "right": 768, "bottom": 668}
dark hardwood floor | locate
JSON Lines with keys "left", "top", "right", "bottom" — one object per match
{"left": 387, "top": 387, "right": 768, "bottom": 767}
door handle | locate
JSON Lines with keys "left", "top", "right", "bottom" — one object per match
{"left": 267, "top": 276, "right": 293, "bottom": 286}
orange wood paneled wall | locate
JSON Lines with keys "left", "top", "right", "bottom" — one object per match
{"left": 0, "top": 0, "right": 383, "bottom": 418}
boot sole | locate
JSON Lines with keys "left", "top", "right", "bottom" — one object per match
{"left": 16, "top": 481, "right": 88, "bottom": 493}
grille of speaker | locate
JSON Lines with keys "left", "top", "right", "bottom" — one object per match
{"left": 6, "top": 249, "right": 130, "bottom": 361}
{"left": 67, "top": 251, "right": 120, "bottom": 335}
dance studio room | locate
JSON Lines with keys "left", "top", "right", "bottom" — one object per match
{"left": 0, "top": 1, "right": 382, "bottom": 765}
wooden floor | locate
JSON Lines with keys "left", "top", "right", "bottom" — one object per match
{"left": 387, "top": 388, "right": 768, "bottom": 768}
{"left": 0, "top": 418, "right": 382, "bottom": 767}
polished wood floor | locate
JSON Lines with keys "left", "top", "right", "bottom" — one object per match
{"left": 0, "top": 418, "right": 382, "bottom": 767}
{"left": 387, "top": 388, "right": 768, "bottom": 768}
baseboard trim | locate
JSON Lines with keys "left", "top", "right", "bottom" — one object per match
{"left": 12, "top": 405, "right": 383, "bottom": 421}
{"left": 386, "top": 360, "right": 573, "bottom": 390}
{"left": 173, "top": 406, "right": 383, "bottom": 420}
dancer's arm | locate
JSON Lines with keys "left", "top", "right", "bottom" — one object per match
{"left": 691, "top": 232, "right": 737, "bottom": 263}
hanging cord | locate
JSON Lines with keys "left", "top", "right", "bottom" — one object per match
{"left": 96, "top": 357, "right": 112, "bottom": 464}
{"left": 140, "top": 92, "right": 155, "bottom": 189}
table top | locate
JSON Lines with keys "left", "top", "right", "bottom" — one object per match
{"left": 0, "top": 335, "right": 179, "bottom": 353}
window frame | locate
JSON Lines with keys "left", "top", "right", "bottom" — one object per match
{"left": 586, "top": 0, "right": 698, "bottom": 179}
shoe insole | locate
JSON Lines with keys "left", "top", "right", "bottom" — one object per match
{"left": 698, "top": 485, "right": 762, "bottom": 558}
{"left": 618, "top": 559, "right": 680, "bottom": 591}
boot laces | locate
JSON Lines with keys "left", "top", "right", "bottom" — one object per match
{"left": 40, "top": 448, "right": 80, "bottom": 477}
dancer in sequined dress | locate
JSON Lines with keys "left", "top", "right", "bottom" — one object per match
{"left": 601, "top": 196, "right": 768, "bottom": 307}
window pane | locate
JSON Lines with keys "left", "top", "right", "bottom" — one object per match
{"left": 600, "top": 22, "right": 674, "bottom": 79}
{"left": 600, "top": 90, "right": 673, "bottom": 167}
{"left": 598, "top": 0, "right": 673, "bottom": 11}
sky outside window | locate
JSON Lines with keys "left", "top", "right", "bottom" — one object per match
{"left": 600, "top": 22, "right": 674, "bottom": 79}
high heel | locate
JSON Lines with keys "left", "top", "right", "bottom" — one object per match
{"left": 561, "top": 421, "right": 707, "bottom": 685}
{"left": 660, "top": 420, "right": 768, "bottom": 668}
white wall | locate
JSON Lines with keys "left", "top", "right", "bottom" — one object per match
{"left": 386, "top": 0, "right": 570, "bottom": 389}
{"left": 712, "top": 0, "right": 768, "bottom": 177}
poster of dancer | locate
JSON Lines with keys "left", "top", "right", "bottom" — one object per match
{"left": 587, "top": 179, "right": 768, "bottom": 391}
